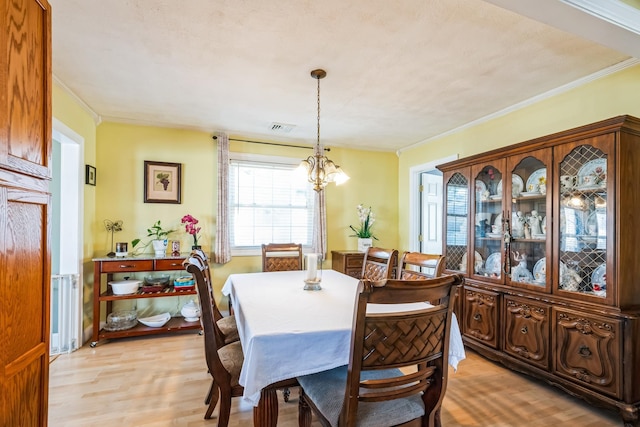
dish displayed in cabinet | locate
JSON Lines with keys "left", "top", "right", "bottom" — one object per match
{"left": 461, "top": 251, "right": 483, "bottom": 273}
{"left": 496, "top": 174, "right": 524, "bottom": 197}
{"left": 525, "top": 168, "right": 546, "bottom": 193}
{"left": 520, "top": 191, "right": 542, "bottom": 197}
{"left": 576, "top": 158, "right": 606, "bottom": 189}
{"left": 533, "top": 258, "right": 546, "bottom": 283}
{"left": 484, "top": 252, "right": 501, "bottom": 275}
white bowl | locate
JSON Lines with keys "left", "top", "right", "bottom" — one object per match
{"left": 138, "top": 312, "right": 171, "bottom": 328}
{"left": 108, "top": 279, "right": 141, "bottom": 295}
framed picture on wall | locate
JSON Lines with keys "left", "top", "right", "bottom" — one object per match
{"left": 85, "top": 165, "right": 96, "bottom": 186}
{"left": 144, "top": 160, "right": 182, "bottom": 204}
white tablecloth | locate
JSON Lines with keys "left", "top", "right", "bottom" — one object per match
{"left": 221, "top": 269, "right": 465, "bottom": 405}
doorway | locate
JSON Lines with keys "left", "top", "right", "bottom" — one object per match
{"left": 409, "top": 154, "right": 458, "bottom": 253}
{"left": 50, "top": 118, "right": 84, "bottom": 354}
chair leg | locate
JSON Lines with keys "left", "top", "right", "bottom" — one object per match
{"left": 204, "top": 384, "right": 220, "bottom": 420}
{"left": 283, "top": 387, "right": 291, "bottom": 402}
{"left": 216, "top": 392, "right": 232, "bottom": 427}
{"left": 298, "top": 389, "right": 312, "bottom": 427}
{"left": 205, "top": 379, "right": 216, "bottom": 404}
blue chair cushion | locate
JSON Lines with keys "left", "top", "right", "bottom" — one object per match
{"left": 297, "top": 365, "right": 425, "bottom": 427}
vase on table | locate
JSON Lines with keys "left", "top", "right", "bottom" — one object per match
{"left": 357, "top": 238, "right": 373, "bottom": 253}
{"left": 151, "top": 239, "right": 168, "bottom": 257}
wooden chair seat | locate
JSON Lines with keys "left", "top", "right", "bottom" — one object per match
{"left": 218, "top": 315, "right": 239, "bottom": 344}
{"left": 218, "top": 340, "right": 244, "bottom": 387}
{"left": 298, "top": 366, "right": 424, "bottom": 427}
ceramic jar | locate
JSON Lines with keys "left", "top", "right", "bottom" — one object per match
{"left": 180, "top": 300, "right": 200, "bottom": 322}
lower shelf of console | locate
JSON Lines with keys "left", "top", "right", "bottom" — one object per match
{"left": 91, "top": 316, "right": 201, "bottom": 347}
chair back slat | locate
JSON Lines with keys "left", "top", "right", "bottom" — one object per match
{"left": 261, "top": 243, "right": 303, "bottom": 272}
{"left": 361, "top": 247, "right": 398, "bottom": 280}
{"left": 397, "top": 251, "right": 445, "bottom": 279}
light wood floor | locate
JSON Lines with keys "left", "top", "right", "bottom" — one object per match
{"left": 48, "top": 332, "right": 623, "bottom": 427}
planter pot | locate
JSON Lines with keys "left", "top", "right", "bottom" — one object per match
{"left": 151, "top": 239, "right": 168, "bottom": 257}
{"left": 357, "top": 238, "right": 373, "bottom": 253}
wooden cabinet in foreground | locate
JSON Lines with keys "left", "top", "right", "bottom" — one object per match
{"left": 438, "top": 115, "right": 640, "bottom": 426}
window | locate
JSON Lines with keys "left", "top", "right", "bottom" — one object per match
{"left": 229, "top": 153, "right": 315, "bottom": 255}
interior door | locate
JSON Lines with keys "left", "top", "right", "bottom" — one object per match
{"left": 420, "top": 172, "right": 443, "bottom": 254}
{"left": 0, "top": 0, "right": 52, "bottom": 425}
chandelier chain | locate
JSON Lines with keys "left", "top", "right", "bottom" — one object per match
{"left": 316, "top": 75, "right": 321, "bottom": 154}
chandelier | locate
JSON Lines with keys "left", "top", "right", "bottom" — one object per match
{"left": 298, "top": 69, "right": 349, "bottom": 192}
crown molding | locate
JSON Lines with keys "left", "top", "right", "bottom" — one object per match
{"left": 53, "top": 74, "right": 102, "bottom": 125}
{"left": 398, "top": 57, "right": 640, "bottom": 154}
{"left": 561, "top": 0, "right": 640, "bottom": 35}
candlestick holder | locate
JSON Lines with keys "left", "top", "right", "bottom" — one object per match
{"left": 303, "top": 253, "right": 322, "bottom": 290}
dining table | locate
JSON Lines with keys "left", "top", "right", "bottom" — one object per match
{"left": 221, "top": 269, "right": 466, "bottom": 427}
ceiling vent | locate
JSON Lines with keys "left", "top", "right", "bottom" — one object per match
{"left": 269, "top": 122, "right": 296, "bottom": 133}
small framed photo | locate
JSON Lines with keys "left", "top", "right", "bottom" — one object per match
{"left": 85, "top": 165, "right": 96, "bottom": 186}
{"left": 144, "top": 160, "right": 182, "bottom": 204}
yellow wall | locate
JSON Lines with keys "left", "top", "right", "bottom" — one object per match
{"left": 95, "top": 123, "right": 399, "bottom": 308}
{"left": 397, "top": 63, "right": 640, "bottom": 251}
{"left": 52, "top": 82, "right": 98, "bottom": 331}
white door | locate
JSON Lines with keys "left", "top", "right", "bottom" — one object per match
{"left": 420, "top": 172, "right": 443, "bottom": 254}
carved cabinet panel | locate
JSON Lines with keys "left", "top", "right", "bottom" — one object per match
{"left": 504, "top": 296, "right": 550, "bottom": 369}
{"left": 462, "top": 286, "right": 499, "bottom": 348}
{"left": 554, "top": 309, "right": 621, "bottom": 398}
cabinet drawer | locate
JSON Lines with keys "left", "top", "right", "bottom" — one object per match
{"left": 504, "top": 296, "right": 550, "bottom": 370}
{"left": 462, "top": 286, "right": 499, "bottom": 349}
{"left": 155, "top": 258, "right": 186, "bottom": 271}
{"left": 346, "top": 256, "right": 364, "bottom": 269}
{"left": 100, "top": 260, "right": 153, "bottom": 273}
{"left": 554, "top": 308, "right": 622, "bottom": 398}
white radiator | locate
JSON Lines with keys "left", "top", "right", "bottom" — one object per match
{"left": 50, "top": 274, "right": 81, "bottom": 355}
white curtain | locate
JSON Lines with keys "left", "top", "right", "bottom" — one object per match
{"left": 213, "top": 132, "right": 231, "bottom": 264}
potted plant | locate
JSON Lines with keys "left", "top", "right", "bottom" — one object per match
{"left": 181, "top": 214, "right": 202, "bottom": 250}
{"left": 132, "top": 220, "right": 176, "bottom": 257}
{"left": 349, "top": 204, "right": 378, "bottom": 252}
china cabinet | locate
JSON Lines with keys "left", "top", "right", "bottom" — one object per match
{"left": 438, "top": 115, "right": 640, "bottom": 426}
{"left": 91, "top": 255, "right": 200, "bottom": 347}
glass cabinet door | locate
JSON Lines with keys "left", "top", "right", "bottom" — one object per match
{"left": 443, "top": 170, "right": 470, "bottom": 273}
{"left": 471, "top": 160, "right": 505, "bottom": 282}
{"left": 556, "top": 140, "right": 610, "bottom": 300}
{"left": 506, "top": 148, "right": 552, "bottom": 292}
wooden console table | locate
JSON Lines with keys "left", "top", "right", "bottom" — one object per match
{"left": 91, "top": 254, "right": 200, "bottom": 347}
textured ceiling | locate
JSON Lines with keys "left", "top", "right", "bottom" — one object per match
{"left": 50, "top": 0, "right": 637, "bottom": 151}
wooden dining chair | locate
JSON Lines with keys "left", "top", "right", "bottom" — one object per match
{"left": 397, "top": 252, "right": 445, "bottom": 280}
{"left": 186, "top": 256, "right": 298, "bottom": 425}
{"left": 297, "top": 274, "right": 463, "bottom": 427}
{"left": 260, "top": 242, "right": 302, "bottom": 402}
{"left": 361, "top": 246, "right": 398, "bottom": 280}
{"left": 191, "top": 249, "right": 239, "bottom": 346}
{"left": 262, "top": 243, "right": 303, "bottom": 272}
{"left": 185, "top": 256, "right": 244, "bottom": 425}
